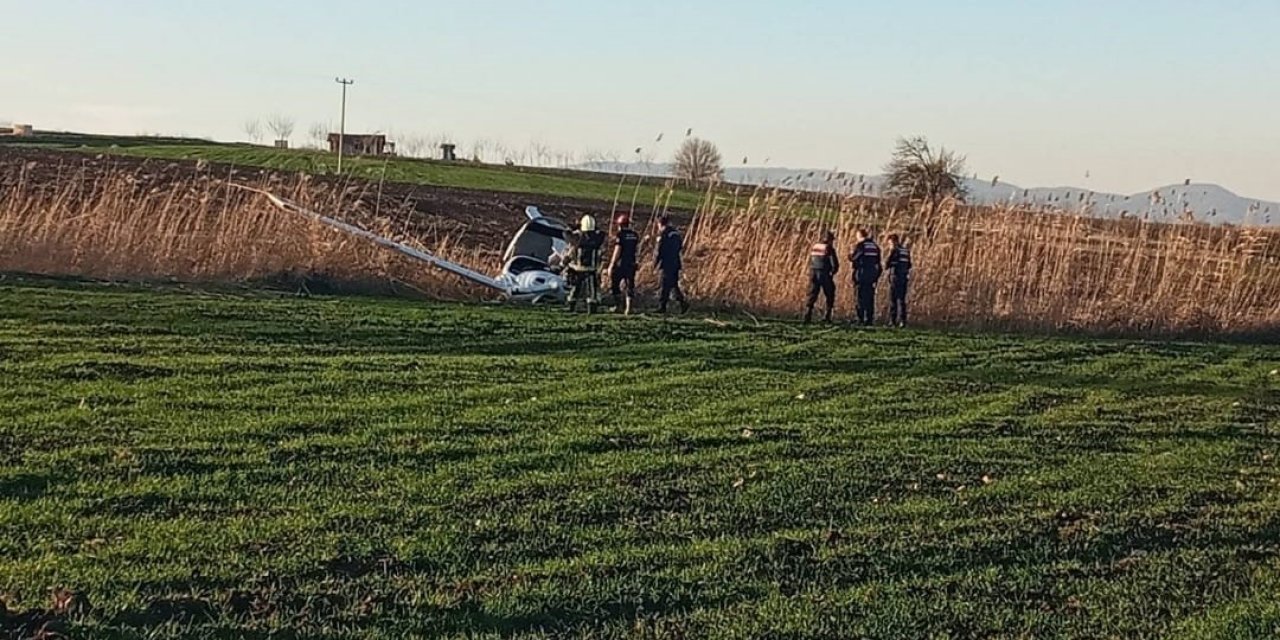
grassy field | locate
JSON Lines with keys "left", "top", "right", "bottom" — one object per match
{"left": 1, "top": 278, "right": 1279, "bottom": 638}
{"left": 1, "top": 133, "right": 708, "bottom": 210}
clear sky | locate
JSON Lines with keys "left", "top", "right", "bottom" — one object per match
{"left": 5, "top": 0, "right": 1278, "bottom": 200}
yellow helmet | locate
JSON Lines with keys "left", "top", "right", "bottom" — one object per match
{"left": 579, "top": 215, "right": 596, "bottom": 232}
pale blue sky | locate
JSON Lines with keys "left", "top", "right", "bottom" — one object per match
{"left": 5, "top": 0, "right": 1278, "bottom": 199}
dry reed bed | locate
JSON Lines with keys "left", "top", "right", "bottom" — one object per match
{"left": 2, "top": 161, "right": 1277, "bottom": 337}
{"left": 683, "top": 189, "right": 1280, "bottom": 334}
{"left": 0, "top": 161, "right": 495, "bottom": 300}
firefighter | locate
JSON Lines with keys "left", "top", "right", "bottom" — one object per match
{"left": 885, "top": 234, "right": 913, "bottom": 327}
{"left": 654, "top": 215, "right": 689, "bottom": 314}
{"left": 565, "top": 215, "right": 606, "bottom": 313}
{"left": 849, "top": 228, "right": 882, "bottom": 326}
{"left": 607, "top": 212, "right": 641, "bottom": 314}
{"left": 804, "top": 230, "right": 839, "bottom": 323}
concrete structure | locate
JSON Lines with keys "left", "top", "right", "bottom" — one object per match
{"left": 440, "top": 143, "right": 457, "bottom": 162}
{"left": 327, "top": 133, "right": 387, "bottom": 156}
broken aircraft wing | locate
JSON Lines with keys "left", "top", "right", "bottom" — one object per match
{"left": 237, "top": 185, "right": 506, "bottom": 293}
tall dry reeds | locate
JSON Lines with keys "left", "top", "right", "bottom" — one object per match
{"left": 678, "top": 186, "right": 1280, "bottom": 335}
{"left": 0, "top": 160, "right": 496, "bottom": 299}
{"left": 1, "top": 158, "right": 1277, "bottom": 337}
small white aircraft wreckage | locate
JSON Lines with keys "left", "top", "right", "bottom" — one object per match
{"left": 237, "top": 186, "right": 573, "bottom": 303}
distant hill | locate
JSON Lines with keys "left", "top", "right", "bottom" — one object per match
{"left": 580, "top": 162, "right": 1278, "bottom": 227}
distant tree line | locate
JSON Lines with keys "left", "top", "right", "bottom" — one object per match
{"left": 237, "top": 113, "right": 969, "bottom": 209}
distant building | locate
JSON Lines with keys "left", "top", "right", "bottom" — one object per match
{"left": 327, "top": 133, "right": 389, "bottom": 156}
{"left": 2, "top": 124, "right": 33, "bottom": 136}
{"left": 440, "top": 143, "right": 457, "bottom": 161}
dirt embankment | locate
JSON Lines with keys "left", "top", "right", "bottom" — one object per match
{"left": 0, "top": 147, "right": 687, "bottom": 245}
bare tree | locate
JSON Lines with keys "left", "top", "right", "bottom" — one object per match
{"left": 398, "top": 134, "right": 428, "bottom": 158}
{"left": 243, "top": 118, "right": 263, "bottom": 144}
{"left": 266, "top": 114, "right": 295, "bottom": 143}
{"left": 883, "top": 136, "right": 968, "bottom": 214}
{"left": 673, "top": 138, "right": 723, "bottom": 184}
{"left": 529, "top": 141, "right": 552, "bottom": 167}
{"left": 308, "top": 122, "right": 329, "bottom": 149}
{"left": 553, "top": 150, "right": 577, "bottom": 169}
{"left": 471, "top": 138, "right": 502, "bottom": 164}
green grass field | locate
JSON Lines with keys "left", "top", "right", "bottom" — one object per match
{"left": 2, "top": 133, "right": 708, "bottom": 210}
{"left": 2, "top": 279, "right": 1279, "bottom": 638}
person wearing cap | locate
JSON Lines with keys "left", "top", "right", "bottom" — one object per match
{"left": 885, "top": 234, "right": 913, "bottom": 327}
{"left": 607, "top": 211, "right": 641, "bottom": 315}
{"left": 804, "top": 230, "right": 840, "bottom": 323}
{"left": 565, "top": 215, "right": 607, "bottom": 313}
{"left": 654, "top": 215, "right": 689, "bottom": 314}
{"left": 849, "top": 228, "right": 883, "bottom": 326}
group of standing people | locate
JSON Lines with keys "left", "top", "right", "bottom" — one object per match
{"left": 561, "top": 212, "right": 688, "bottom": 315}
{"left": 806, "top": 229, "right": 912, "bottom": 326}
{"left": 561, "top": 213, "right": 912, "bottom": 326}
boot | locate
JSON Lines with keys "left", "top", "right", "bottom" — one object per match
{"left": 823, "top": 307, "right": 833, "bottom": 323}
{"left": 624, "top": 296, "right": 633, "bottom": 316}
{"left": 804, "top": 308, "right": 814, "bottom": 324}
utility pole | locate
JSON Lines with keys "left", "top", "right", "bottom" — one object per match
{"left": 334, "top": 77, "right": 354, "bottom": 173}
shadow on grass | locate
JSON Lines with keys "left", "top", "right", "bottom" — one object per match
{"left": 0, "top": 471, "right": 57, "bottom": 502}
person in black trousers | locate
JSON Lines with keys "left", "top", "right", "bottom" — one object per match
{"left": 849, "top": 228, "right": 882, "bottom": 326}
{"left": 607, "top": 212, "right": 641, "bottom": 315}
{"left": 804, "top": 231, "right": 839, "bottom": 323}
{"left": 654, "top": 215, "right": 689, "bottom": 314}
{"left": 885, "top": 234, "right": 913, "bottom": 327}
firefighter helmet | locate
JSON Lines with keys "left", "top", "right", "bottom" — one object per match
{"left": 580, "top": 215, "right": 596, "bottom": 232}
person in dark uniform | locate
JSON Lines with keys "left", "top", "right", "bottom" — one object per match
{"left": 804, "top": 230, "right": 840, "bottom": 323}
{"left": 607, "top": 212, "right": 641, "bottom": 314}
{"left": 565, "top": 215, "right": 607, "bottom": 313}
{"left": 654, "top": 215, "right": 689, "bottom": 314}
{"left": 885, "top": 234, "right": 913, "bottom": 327}
{"left": 849, "top": 228, "right": 882, "bottom": 326}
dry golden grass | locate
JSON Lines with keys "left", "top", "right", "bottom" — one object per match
{"left": 680, "top": 187, "right": 1280, "bottom": 335}
{"left": 0, "top": 162, "right": 496, "bottom": 300}
{"left": 2, "top": 161, "right": 1277, "bottom": 337}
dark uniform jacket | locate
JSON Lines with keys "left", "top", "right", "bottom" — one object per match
{"left": 569, "top": 230, "right": 607, "bottom": 270}
{"left": 655, "top": 226, "right": 684, "bottom": 271}
{"left": 809, "top": 241, "right": 840, "bottom": 275}
{"left": 850, "top": 239, "right": 883, "bottom": 283}
{"left": 614, "top": 229, "right": 640, "bottom": 272}
{"left": 886, "top": 245, "right": 912, "bottom": 281}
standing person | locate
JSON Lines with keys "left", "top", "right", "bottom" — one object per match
{"left": 804, "top": 230, "right": 840, "bottom": 324}
{"left": 565, "top": 215, "right": 606, "bottom": 313}
{"left": 607, "top": 212, "right": 641, "bottom": 315}
{"left": 849, "top": 228, "right": 882, "bottom": 326}
{"left": 885, "top": 234, "right": 913, "bottom": 327}
{"left": 654, "top": 215, "right": 689, "bottom": 314}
